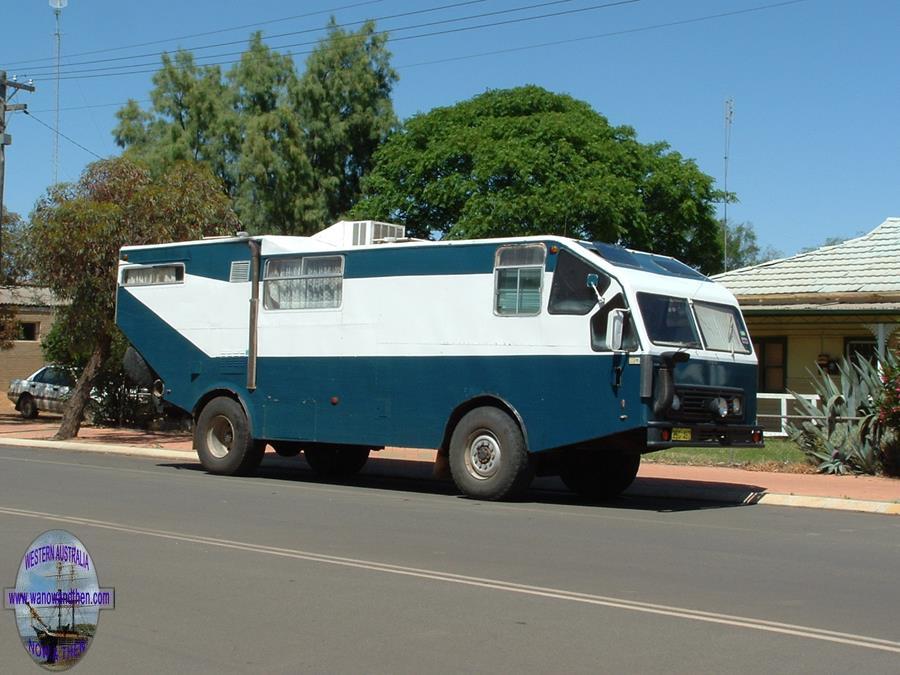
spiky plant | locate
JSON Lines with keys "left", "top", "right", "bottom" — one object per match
{"left": 787, "top": 355, "right": 888, "bottom": 475}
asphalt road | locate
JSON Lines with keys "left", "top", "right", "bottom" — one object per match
{"left": 0, "top": 444, "right": 898, "bottom": 674}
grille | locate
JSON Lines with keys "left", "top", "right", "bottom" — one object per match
{"left": 670, "top": 386, "right": 743, "bottom": 422}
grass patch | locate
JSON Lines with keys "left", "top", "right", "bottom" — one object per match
{"left": 645, "top": 437, "right": 810, "bottom": 469}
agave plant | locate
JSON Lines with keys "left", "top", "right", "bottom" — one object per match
{"left": 787, "top": 354, "right": 890, "bottom": 475}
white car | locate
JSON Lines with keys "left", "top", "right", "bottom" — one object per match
{"left": 7, "top": 366, "right": 77, "bottom": 418}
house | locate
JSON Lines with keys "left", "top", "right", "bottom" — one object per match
{"left": 0, "top": 286, "right": 62, "bottom": 397}
{"left": 714, "top": 217, "right": 900, "bottom": 399}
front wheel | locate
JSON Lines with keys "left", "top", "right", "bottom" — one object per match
{"left": 18, "top": 394, "right": 38, "bottom": 419}
{"left": 304, "top": 447, "right": 370, "bottom": 477}
{"left": 194, "top": 397, "right": 265, "bottom": 475}
{"left": 448, "top": 407, "right": 533, "bottom": 501}
{"left": 560, "top": 450, "right": 641, "bottom": 501}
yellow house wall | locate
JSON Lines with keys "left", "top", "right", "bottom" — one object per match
{"left": 0, "top": 307, "right": 55, "bottom": 404}
{"left": 745, "top": 314, "right": 900, "bottom": 394}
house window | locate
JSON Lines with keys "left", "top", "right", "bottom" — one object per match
{"left": 494, "top": 244, "right": 545, "bottom": 316}
{"left": 264, "top": 255, "right": 344, "bottom": 310}
{"left": 844, "top": 338, "right": 877, "bottom": 366}
{"left": 17, "top": 322, "right": 39, "bottom": 341}
{"left": 753, "top": 337, "right": 787, "bottom": 392}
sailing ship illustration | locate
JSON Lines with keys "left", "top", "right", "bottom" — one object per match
{"left": 22, "top": 560, "right": 94, "bottom": 667}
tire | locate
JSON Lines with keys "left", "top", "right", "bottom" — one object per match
{"left": 448, "top": 407, "right": 533, "bottom": 501}
{"left": 194, "top": 397, "right": 265, "bottom": 475}
{"left": 560, "top": 450, "right": 641, "bottom": 501}
{"left": 18, "top": 394, "right": 38, "bottom": 419}
{"left": 304, "top": 447, "right": 370, "bottom": 477}
{"left": 272, "top": 441, "right": 303, "bottom": 458}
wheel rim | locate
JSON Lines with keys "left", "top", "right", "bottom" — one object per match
{"left": 206, "top": 415, "right": 235, "bottom": 459}
{"left": 465, "top": 432, "right": 501, "bottom": 480}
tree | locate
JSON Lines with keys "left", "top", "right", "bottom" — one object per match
{"left": 113, "top": 22, "right": 397, "bottom": 235}
{"left": 26, "top": 157, "right": 237, "bottom": 439}
{"left": 722, "top": 221, "right": 782, "bottom": 271}
{"left": 291, "top": 19, "right": 397, "bottom": 232}
{"left": 351, "top": 86, "right": 723, "bottom": 272}
{"left": 1, "top": 207, "right": 30, "bottom": 350}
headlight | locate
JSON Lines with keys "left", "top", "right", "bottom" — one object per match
{"left": 709, "top": 396, "right": 729, "bottom": 418}
{"left": 730, "top": 397, "right": 742, "bottom": 415}
{"left": 671, "top": 393, "right": 681, "bottom": 411}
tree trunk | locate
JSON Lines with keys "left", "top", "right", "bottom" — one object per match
{"left": 54, "top": 332, "right": 112, "bottom": 440}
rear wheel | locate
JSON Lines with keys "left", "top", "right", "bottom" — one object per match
{"left": 18, "top": 394, "right": 38, "bottom": 419}
{"left": 448, "top": 407, "right": 533, "bottom": 501}
{"left": 194, "top": 397, "right": 265, "bottom": 475}
{"left": 560, "top": 450, "right": 641, "bottom": 501}
{"left": 304, "top": 447, "right": 370, "bottom": 477}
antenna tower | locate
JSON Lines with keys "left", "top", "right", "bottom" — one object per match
{"left": 723, "top": 97, "right": 734, "bottom": 272}
{"left": 50, "top": 0, "right": 68, "bottom": 185}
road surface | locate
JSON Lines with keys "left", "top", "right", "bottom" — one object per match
{"left": 1, "top": 444, "right": 898, "bottom": 673}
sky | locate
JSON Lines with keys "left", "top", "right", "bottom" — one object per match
{"left": 1, "top": 0, "right": 898, "bottom": 258}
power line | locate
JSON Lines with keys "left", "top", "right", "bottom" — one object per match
{"left": 17, "top": 0, "right": 810, "bottom": 113}
{"left": 23, "top": 110, "right": 103, "bottom": 160}
{"left": 5, "top": 0, "right": 391, "bottom": 68}
{"left": 19, "top": 0, "right": 493, "bottom": 75}
{"left": 24, "top": 0, "right": 583, "bottom": 79}
{"left": 397, "top": 0, "right": 810, "bottom": 68}
{"left": 38, "top": 0, "right": 642, "bottom": 82}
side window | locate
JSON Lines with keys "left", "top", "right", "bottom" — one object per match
{"left": 264, "top": 255, "right": 344, "bottom": 310}
{"left": 548, "top": 250, "right": 608, "bottom": 315}
{"left": 31, "top": 368, "right": 51, "bottom": 384}
{"left": 122, "top": 264, "right": 184, "bottom": 286}
{"left": 494, "top": 244, "right": 546, "bottom": 316}
{"left": 46, "top": 368, "right": 75, "bottom": 387}
{"left": 590, "top": 296, "right": 639, "bottom": 352}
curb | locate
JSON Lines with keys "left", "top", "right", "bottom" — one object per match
{"left": 1, "top": 437, "right": 897, "bottom": 516}
{"left": 0, "top": 437, "right": 192, "bottom": 462}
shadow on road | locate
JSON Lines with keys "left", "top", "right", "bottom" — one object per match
{"left": 158, "top": 454, "right": 764, "bottom": 514}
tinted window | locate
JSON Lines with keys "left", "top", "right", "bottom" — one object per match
{"left": 549, "top": 250, "right": 606, "bottom": 315}
{"left": 637, "top": 293, "right": 701, "bottom": 348}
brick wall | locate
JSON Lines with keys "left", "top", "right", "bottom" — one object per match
{"left": 1, "top": 307, "right": 56, "bottom": 403}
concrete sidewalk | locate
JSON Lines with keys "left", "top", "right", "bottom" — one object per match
{"left": 1, "top": 411, "right": 898, "bottom": 514}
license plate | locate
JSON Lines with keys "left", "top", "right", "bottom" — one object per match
{"left": 672, "top": 428, "right": 691, "bottom": 442}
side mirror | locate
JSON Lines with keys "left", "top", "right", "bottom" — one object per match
{"left": 606, "top": 309, "right": 628, "bottom": 352}
{"left": 586, "top": 273, "right": 599, "bottom": 289}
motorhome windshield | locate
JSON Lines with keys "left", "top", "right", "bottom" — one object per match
{"left": 637, "top": 293, "right": 702, "bottom": 349}
{"left": 693, "top": 301, "right": 752, "bottom": 354}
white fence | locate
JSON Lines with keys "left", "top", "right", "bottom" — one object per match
{"left": 756, "top": 392, "right": 820, "bottom": 438}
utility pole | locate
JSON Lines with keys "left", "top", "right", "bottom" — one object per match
{"left": 0, "top": 70, "right": 36, "bottom": 275}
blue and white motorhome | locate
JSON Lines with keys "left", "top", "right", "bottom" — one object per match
{"left": 116, "top": 220, "right": 763, "bottom": 501}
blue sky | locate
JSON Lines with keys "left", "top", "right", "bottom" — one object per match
{"left": 2, "top": 0, "right": 898, "bottom": 257}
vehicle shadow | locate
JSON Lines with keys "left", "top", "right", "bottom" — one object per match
{"left": 159, "top": 454, "right": 767, "bottom": 514}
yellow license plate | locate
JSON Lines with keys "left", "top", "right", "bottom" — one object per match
{"left": 672, "top": 428, "right": 692, "bottom": 442}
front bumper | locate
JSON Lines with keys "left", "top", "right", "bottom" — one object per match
{"left": 646, "top": 421, "right": 764, "bottom": 449}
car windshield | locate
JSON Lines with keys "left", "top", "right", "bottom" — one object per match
{"left": 637, "top": 293, "right": 701, "bottom": 348}
{"left": 693, "top": 301, "right": 752, "bottom": 354}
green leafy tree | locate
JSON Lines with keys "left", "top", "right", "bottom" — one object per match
{"left": 352, "top": 86, "right": 723, "bottom": 272}
{"left": 26, "top": 157, "right": 237, "bottom": 439}
{"left": 1, "top": 208, "right": 30, "bottom": 350}
{"left": 292, "top": 19, "right": 397, "bottom": 232}
{"left": 722, "top": 221, "right": 782, "bottom": 271}
{"left": 113, "top": 22, "right": 397, "bottom": 235}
